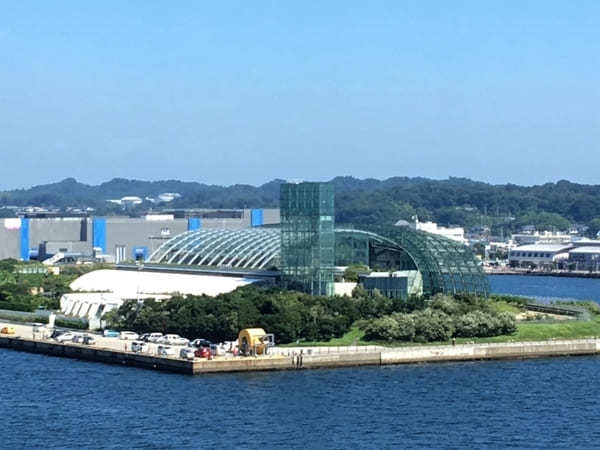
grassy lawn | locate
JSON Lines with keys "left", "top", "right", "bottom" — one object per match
{"left": 281, "top": 326, "right": 366, "bottom": 347}
{"left": 453, "top": 317, "right": 600, "bottom": 344}
{"left": 285, "top": 316, "right": 600, "bottom": 347}
{"left": 488, "top": 300, "right": 523, "bottom": 315}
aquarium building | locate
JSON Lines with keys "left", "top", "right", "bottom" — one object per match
{"left": 147, "top": 182, "right": 489, "bottom": 298}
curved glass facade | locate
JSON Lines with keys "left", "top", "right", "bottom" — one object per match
{"left": 148, "top": 226, "right": 489, "bottom": 297}
{"left": 337, "top": 226, "right": 489, "bottom": 296}
{"left": 148, "top": 228, "right": 281, "bottom": 270}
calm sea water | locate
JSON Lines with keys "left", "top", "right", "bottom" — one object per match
{"left": 489, "top": 274, "right": 600, "bottom": 303}
{"left": 2, "top": 276, "right": 600, "bottom": 449}
{"left": 2, "top": 350, "right": 600, "bottom": 449}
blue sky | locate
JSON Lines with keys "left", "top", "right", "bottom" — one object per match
{"left": 1, "top": 1, "right": 598, "bottom": 189}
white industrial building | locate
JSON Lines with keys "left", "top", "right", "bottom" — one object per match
{"left": 507, "top": 244, "right": 572, "bottom": 268}
{"left": 395, "top": 219, "right": 466, "bottom": 244}
{"left": 568, "top": 247, "right": 600, "bottom": 271}
{"left": 510, "top": 231, "right": 573, "bottom": 246}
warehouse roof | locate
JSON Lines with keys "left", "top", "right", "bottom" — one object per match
{"left": 569, "top": 246, "right": 600, "bottom": 254}
{"left": 512, "top": 244, "right": 572, "bottom": 253}
{"left": 70, "top": 269, "right": 260, "bottom": 297}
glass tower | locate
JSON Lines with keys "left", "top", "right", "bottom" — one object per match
{"left": 280, "top": 182, "right": 335, "bottom": 296}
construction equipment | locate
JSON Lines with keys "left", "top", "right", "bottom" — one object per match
{"left": 237, "top": 328, "right": 275, "bottom": 356}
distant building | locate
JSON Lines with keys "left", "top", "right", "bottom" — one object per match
{"left": 396, "top": 218, "right": 465, "bottom": 244}
{"left": 157, "top": 193, "right": 181, "bottom": 203}
{"left": 508, "top": 244, "right": 572, "bottom": 268}
{"left": 107, "top": 196, "right": 143, "bottom": 207}
{"left": 359, "top": 271, "right": 423, "bottom": 299}
{"left": 144, "top": 193, "right": 182, "bottom": 204}
{"left": 568, "top": 247, "right": 600, "bottom": 271}
{"left": 0, "top": 209, "right": 280, "bottom": 263}
{"left": 58, "top": 183, "right": 489, "bottom": 329}
{"left": 511, "top": 231, "right": 571, "bottom": 246}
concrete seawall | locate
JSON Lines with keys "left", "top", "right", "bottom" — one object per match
{"left": 0, "top": 336, "right": 197, "bottom": 374}
{"left": 379, "top": 340, "right": 600, "bottom": 365}
{"left": 2, "top": 335, "right": 600, "bottom": 375}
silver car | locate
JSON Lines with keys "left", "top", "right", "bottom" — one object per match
{"left": 55, "top": 332, "right": 77, "bottom": 343}
{"left": 157, "top": 345, "right": 175, "bottom": 357}
{"left": 179, "top": 347, "right": 195, "bottom": 360}
{"left": 131, "top": 341, "right": 149, "bottom": 353}
{"left": 146, "top": 333, "right": 164, "bottom": 343}
{"left": 158, "top": 334, "right": 189, "bottom": 346}
{"left": 119, "top": 331, "right": 139, "bottom": 340}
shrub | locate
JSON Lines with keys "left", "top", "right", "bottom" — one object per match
{"left": 390, "top": 313, "right": 416, "bottom": 341}
{"left": 55, "top": 317, "right": 88, "bottom": 330}
{"left": 455, "top": 311, "right": 496, "bottom": 338}
{"left": 454, "top": 310, "right": 516, "bottom": 338}
{"left": 0, "top": 300, "right": 36, "bottom": 312}
{"left": 0, "top": 311, "right": 48, "bottom": 324}
{"left": 496, "top": 312, "right": 517, "bottom": 335}
{"left": 413, "top": 309, "right": 454, "bottom": 342}
{"left": 343, "top": 264, "right": 371, "bottom": 282}
{"left": 364, "top": 316, "right": 401, "bottom": 342}
{"left": 429, "top": 294, "right": 460, "bottom": 316}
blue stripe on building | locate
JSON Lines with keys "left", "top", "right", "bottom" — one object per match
{"left": 20, "top": 218, "right": 30, "bottom": 261}
{"left": 92, "top": 218, "right": 107, "bottom": 253}
{"left": 133, "top": 246, "right": 149, "bottom": 261}
{"left": 251, "top": 209, "right": 264, "bottom": 227}
{"left": 188, "top": 217, "right": 201, "bottom": 231}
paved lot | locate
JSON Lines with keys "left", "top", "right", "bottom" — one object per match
{"left": 0, "top": 321, "right": 203, "bottom": 360}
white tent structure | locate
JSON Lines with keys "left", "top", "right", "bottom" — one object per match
{"left": 61, "top": 269, "right": 261, "bottom": 323}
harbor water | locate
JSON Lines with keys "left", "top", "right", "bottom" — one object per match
{"left": 2, "top": 275, "right": 600, "bottom": 449}
{"left": 489, "top": 274, "right": 600, "bottom": 303}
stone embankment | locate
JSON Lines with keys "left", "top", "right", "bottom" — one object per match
{"left": 2, "top": 323, "right": 599, "bottom": 375}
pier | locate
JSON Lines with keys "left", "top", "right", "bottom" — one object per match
{"left": 2, "top": 322, "right": 600, "bottom": 375}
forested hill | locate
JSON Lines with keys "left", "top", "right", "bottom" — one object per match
{"left": 2, "top": 177, "right": 600, "bottom": 235}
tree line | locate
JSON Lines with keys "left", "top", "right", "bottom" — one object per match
{"left": 0, "top": 259, "right": 82, "bottom": 312}
{"left": 3, "top": 176, "right": 600, "bottom": 234}
{"left": 103, "top": 285, "right": 516, "bottom": 344}
{"left": 363, "top": 293, "right": 516, "bottom": 342}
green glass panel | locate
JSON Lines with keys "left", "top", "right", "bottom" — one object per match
{"left": 280, "top": 182, "right": 335, "bottom": 296}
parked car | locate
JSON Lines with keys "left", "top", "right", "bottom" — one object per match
{"left": 131, "top": 341, "right": 149, "bottom": 353}
{"left": 82, "top": 335, "right": 96, "bottom": 345}
{"left": 191, "top": 338, "right": 213, "bottom": 349}
{"left": 157, "top": 345, "right": 175, "bottom": 357}
{"left": 145, "top": 333, "right": 164, "bottom": 343}
{"left": 71, "top": 333, "right": 84, "bottom": 343}
{"left": 159, "top": 334, "right": 189, "bottom": 346}
{"left": 179, "top": 347, "right": 195, "bottom": 360}
{"left": 194, "top": 347, "right": 212, "bottom": 358}
{"left": 32, "top": 324, "right": 50, "bottom": 339}
{"left": 55, "top": 332, "right": 77, "bottom": 342}
{"left": 119, "top": 331, "right": 139, "bottom": 340}
{"left": 1, "top": 326, "right": 16, "bottom": 335}
{"left": 213, "top": 344, "right": 225, "bottom": 356}
{"left": 50, "top": 328, "right": 66, "bottom": 339}
{"left": 103, "top": 329, "right": 120, "bottom": 338}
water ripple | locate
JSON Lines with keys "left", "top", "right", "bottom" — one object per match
{"left": 2, "top": 350, "right": 600, "bottom": 449}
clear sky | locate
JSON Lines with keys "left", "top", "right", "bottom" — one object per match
{"left": 1, "top": 1, "right": 598, "bottom": 189}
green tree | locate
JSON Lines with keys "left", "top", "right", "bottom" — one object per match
{"left": 343, "top": 264, "right": 371, "bottom": 282}
{"left": 588, "top": 218, "right": 600, "bottom": 238}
